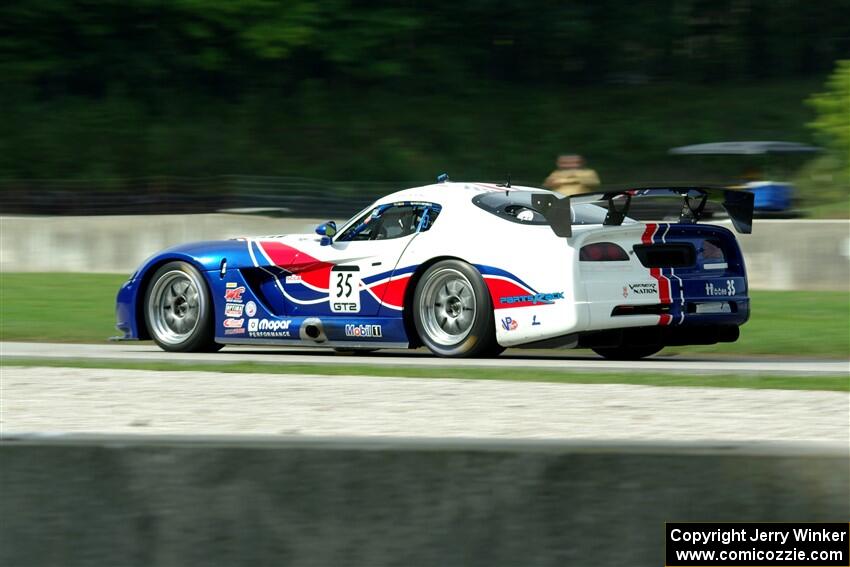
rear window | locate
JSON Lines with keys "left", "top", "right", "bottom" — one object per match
{"left": 472, "top": 192, "right": 632, "bottom": 226}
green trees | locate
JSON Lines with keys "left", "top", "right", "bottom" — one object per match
{"left": 791, "top": 60, "right": 850, "bottom": 211}
{"left": 808, "top": 60, "right": 850, "bottom": 162}
{"left": 0, "top": 0, "right": 848, "bottom": 182}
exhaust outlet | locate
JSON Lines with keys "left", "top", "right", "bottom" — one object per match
{"left": 299, "top": 318, "right": 327, "bottom": 343}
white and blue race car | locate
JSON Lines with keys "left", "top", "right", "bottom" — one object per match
{"left": 115, "top": 180, "right": 753, "bottom": 359}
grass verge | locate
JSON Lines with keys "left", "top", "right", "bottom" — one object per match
{"left": 1, "top": 272, "right": 848, "bottom": 358}
{"left": 3, "top": 358, "right": 847, "bottom": 392}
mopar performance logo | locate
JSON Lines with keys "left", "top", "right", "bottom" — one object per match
{"left": 247, "top": 318, "right": 292, "bottom": 337}
{"left": 499, "top": 291, "right": 564, "bottom": 305}
{"left": 258, "top": 319, "right": 291, "bottom": 331}
{"left": 345, "top": 324, "right": 382, "bottom": 338}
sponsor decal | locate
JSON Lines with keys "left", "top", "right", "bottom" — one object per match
{"left": 501, "top": 317, "right": 518, "bottom": 331}
{"left": 532, "top": 315, "right": 541, "bottom": 326}
{"left": 247, "top": 318, "right": 293, "bottom": 338}
{"left": 627, "top": 283, "right": 657, "bottom": 295}
{"left": 245, "top": 301, "right": 257, "bottom": 317}
{"left": 224, "top": 303, "right": 244, "bottom": 317}
{"left": 259, "top": 319, "right": 291, "bottom": 331}
{"left": 224, "top": 286, "right": 245, "bottom": 302}
{"left": 225, "top": 282, "right": 238, "bottom": 288}
{"left": 223, "top": 318, "right": 244, "bottom": 328}
{"left": 285, "top": 274, "right": 302, "bottom": 284}
{"left": 224, "top": 328, "right": 246, "bottom": 335}
{"left": 705, "top": 280, "right": 736, "bottom": 297}
{"left": 344, "top": 324, "right": 382, "bottom": 338}
{"left": 623, "top": 286, "right": 629, "bottom": 298}
{"left": 499, "top": 291, "right": 564, "bottom": 305}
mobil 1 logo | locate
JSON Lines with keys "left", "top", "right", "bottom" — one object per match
{"left": 331, "top": 265, "right": 360, "bottom": 313}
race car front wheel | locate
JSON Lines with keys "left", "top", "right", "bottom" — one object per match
{"left": 412, "top": 260, "right": 499, "bottom": 357}
{"left": 144, "top": 261, "right": 221, "bottom": 352}
{"left": 591, "top": 345, "right": 663, "bottom": 360}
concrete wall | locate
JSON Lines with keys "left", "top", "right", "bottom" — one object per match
{"left": 1, "top": 214, "right": 848, "bottom": 290}
{"left": 1, "top": 435, "right": 848, "bottom": 567}
{"left": 733, "top": 220, "right": 850, "bottom": 291}
{"left": 0, "top": 214, "right": 329, "bottom": 275}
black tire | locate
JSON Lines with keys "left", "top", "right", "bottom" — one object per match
{"left": 412, "top": 260, "right": 499, "bottom": 357}
{"left": 143, "top": 261, "right": 222, "bottom": 352}
{"left": 591, "top": 345, "right": 663, "bottom": 360}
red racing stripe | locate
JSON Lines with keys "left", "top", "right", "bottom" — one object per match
{"left": 368, "top": 275, "right": 411, "bottom": 310}
{"left": 485, "top": 277, "right": 538, "bottom": 309}
{"left": 642, "top": 224, "right": 673, "bottom": 326}
{"left": 257, "top": 241, "right": 333, "bottom": 289}
{"left": 641, "top": 223, "right": 656, "bottom": 245}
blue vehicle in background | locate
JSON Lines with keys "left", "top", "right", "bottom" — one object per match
{"left": 669, "top": 141, "right": 820, "bottom": 217}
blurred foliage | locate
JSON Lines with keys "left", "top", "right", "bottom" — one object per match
{"left": 3, "top": 0, "right": 848, "bottom": 91}
{"left": 0, "top": 80, "right": 820, "bottom": 184}
{"left": 799, "top": 60, "right": 850, "bottom": 207}
{"left": 0, "top": 0, "right": 848, "bottom": 195}
{"left": 808, "top": 60, "right": 850, "bottom": 157}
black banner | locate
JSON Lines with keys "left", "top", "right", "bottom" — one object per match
{"left": 666, "top": 523, "right": 850, "bottom": 566}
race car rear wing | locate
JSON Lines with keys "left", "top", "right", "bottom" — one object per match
{"left": 531, "top": 186, "right": 754, "bottom": 237}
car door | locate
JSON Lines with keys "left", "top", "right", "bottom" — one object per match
{"left": 275, "top": 203, "right": 432, "bottom": 317}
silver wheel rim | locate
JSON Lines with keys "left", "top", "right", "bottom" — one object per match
{"left": 419, "top": 268, "right": 477, "bottom": 346}
{"left": 147, "top": 270, "right": 203, "bottom": 345}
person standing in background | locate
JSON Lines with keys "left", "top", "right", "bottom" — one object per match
{"left": 543, "top": 154, "right": 601, "bottom": 196}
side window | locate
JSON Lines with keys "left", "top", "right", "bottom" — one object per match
{"left": 337, "top": 203, "right": 439, "bottom": 242}
{"left": 338, "top": 206, "right": 385, "bottom": 242}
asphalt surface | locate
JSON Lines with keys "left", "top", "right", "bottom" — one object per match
{"left": 2, "top": 341, "right": 848, "bottom": 375}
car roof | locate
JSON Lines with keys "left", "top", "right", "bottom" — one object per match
{"left": 373, "top": 182, "right": 548, "bottom": 208}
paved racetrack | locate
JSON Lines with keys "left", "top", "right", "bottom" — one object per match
{"left": 2, "top": 341, "right": 848, "bottom": 375}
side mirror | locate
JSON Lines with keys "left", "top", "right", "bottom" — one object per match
{"left": 315, "top": 221, "right": 337, "bottom": 237}
{"left": 316, "top": 221, "right": 336, "bottom": 246}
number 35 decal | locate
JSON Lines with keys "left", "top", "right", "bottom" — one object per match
{"left": 331, "top": 266, "right": 360, "bottom": 313}
{"left": 336, "top": 273, "right": 353, "bottom": 297}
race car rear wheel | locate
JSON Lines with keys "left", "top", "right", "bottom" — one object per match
{"left": 591, "top": 345, "right": 663, "bottom": 360}
{"left": 144, "top": 261, "right": 221, "bottom": 352}
{"left": 413, "top": 260, "right": 498, "bottom": 357}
